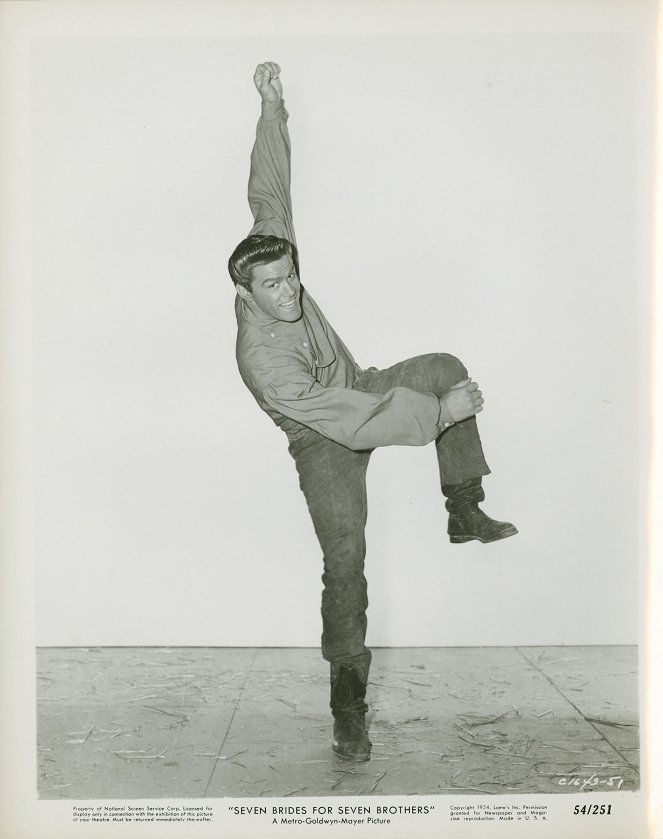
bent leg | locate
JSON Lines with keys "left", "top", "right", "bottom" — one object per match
{"left": 354, "top": 353, "right": 490, "bottom": 485}
{"left": 288, "top": 429, "right": 372, "bottom": 685}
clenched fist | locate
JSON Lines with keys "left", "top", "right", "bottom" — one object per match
{"left": 441, "top": 379, "right": 484, "bottom": 423}
{"left": 254, "top": 61, "right": 282, "bottom": 103}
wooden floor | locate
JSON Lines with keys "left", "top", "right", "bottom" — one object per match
{"left": 36, "top": 646, "right": 639, "bottom": 799}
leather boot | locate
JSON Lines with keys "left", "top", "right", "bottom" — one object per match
{"left": 442, "top": 477, "right": 518, "bottom": 544}
{"left": 330, "top": 664, "right": 371, "bottom": 761}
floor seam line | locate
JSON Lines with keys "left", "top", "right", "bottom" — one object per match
{"left": 202, "top": 647, "right": 259, "bottom": 798}
{"left": 513, "top": 646, "right": 637, "bottom": 770}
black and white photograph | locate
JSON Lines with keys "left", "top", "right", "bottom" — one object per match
{"left": 1, "top": 1, "right": 660, "bottom": 837}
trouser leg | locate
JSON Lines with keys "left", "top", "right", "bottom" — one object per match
{"left": 288, "top": 430, "right": 372, "bottom": 685}
{"left": 354, "top": 352, "right": 490, "bottom": 485}
{"left": 354, "top": 353, "right": 516, "bottom": 542}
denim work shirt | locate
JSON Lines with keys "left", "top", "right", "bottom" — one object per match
{"left": 235, "top": 98, "right": 449, "bottom": 451}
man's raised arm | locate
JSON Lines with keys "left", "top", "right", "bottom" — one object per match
{"left": 247, "top": 62, "right": 297, "bottom": 248}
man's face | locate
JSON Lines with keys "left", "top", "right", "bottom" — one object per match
{"left": 242, "top": 254, "right": 302, "bottom": 322}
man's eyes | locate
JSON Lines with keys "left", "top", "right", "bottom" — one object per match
{"left": 269, "top": 273, "right": 296, "bottom": 288}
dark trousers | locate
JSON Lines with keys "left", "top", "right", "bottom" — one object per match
{"left": 287, "top": 353, "right": 490, "bottom": 685}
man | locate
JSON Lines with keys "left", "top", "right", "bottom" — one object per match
{"left": 228, "top": 62, "right": 517, "bottom": 762}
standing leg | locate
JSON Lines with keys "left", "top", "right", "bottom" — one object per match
{"left": 354, "top": 353, "right": 517, "bottom": 543}
{"left": 288, "top": 429, "right": 372, "bottom": 759}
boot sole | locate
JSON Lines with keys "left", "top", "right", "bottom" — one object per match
{"left": 332, "top": 747, "right": 371, "bottom": 762}
{"left": 450, "top": 526, "right": 518, "bottom": 544}
{"left": 332, "top": 738, "right": 372, "bottom": 762}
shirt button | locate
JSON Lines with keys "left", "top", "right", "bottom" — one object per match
{"left": 303, "top": 342, "right": 308, "bottom": 347}
{"left": 270, "top": 332, "right": 275, "bottom": 338}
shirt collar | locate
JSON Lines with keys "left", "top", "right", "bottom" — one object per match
{"left": 235, "top": 286, "right": 336, "bottom": 368}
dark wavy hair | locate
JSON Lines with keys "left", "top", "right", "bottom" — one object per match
{"left": 228, "top": 234, "right": 298, "bottom": 290}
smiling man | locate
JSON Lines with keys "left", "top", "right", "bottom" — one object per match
{"left": 237, "top": 252, "right": 302, "bottom": 321}
{"left": 228, "top": 62, "right": 517, "bottom": 762}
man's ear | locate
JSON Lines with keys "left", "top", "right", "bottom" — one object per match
{"left": 236, "top": 284, "right": 253, "bottom": 301}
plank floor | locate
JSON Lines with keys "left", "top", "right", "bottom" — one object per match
{"left": 36, "top": 646, "right": 639, "bottom": 799}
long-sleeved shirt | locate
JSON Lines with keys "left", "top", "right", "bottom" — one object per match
{"left": 235, "top": 98, "right": 450, "bottom": 451}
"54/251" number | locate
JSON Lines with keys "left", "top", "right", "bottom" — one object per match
{"left": 573, "top": 805, "right": 612, "bottom": 815}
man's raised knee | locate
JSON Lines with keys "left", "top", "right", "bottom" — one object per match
{"left": 435, "top": 353, "right": 468, "bottom": 382}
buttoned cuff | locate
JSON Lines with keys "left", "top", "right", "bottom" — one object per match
{"left": 437, "top": 396, "right": 455, "bottom": 432}
{"left": 261, "top": 98, "right": 288, "bottom": 121}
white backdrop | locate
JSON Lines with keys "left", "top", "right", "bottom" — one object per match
{"left": 29, "top": 3, "right": 653, "bottom": 647}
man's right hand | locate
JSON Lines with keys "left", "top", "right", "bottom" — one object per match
{"left": 441, "top": 379, "right": 484, "bottom": 423}
{"left": 254, "top": 61, "right": 283, "bottom": 103}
